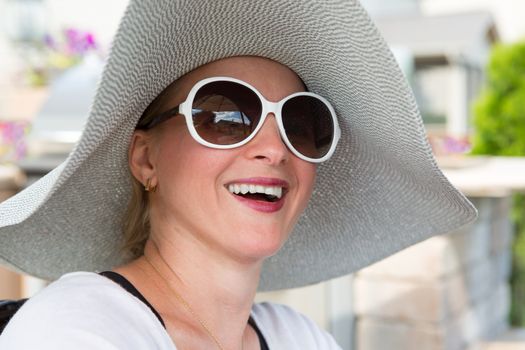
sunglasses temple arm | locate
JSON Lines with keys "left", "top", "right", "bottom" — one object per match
{"left": 137, "top": 105, "right": 181, "bottom": 130}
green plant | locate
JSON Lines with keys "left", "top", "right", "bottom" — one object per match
{"left": 510, "top": 194, "right": 525, "bottom": 325}
{"left": 471, "top": 41, "right": 525, "bottom": 326}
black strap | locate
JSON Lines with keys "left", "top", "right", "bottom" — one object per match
{"left": 98, "top": 271, "right": 269, "bottom": 349}
{"left": 249, "top": 315, "right": 270, "bottom": 350}
{"left": 0, "top": 299, "right": 28, "bottom": 335}
{"left": 98, "top": 271, "right": 166, "bottom": 328}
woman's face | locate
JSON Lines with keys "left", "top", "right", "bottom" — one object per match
{"left": 131, "top": 56, "right": 316, "bottom": 263}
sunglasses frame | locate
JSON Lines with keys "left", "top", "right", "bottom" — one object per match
{"left": 144, "top": 76, "right": 341, "bottom": 163}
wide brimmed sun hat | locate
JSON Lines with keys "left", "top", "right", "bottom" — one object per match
{"left": 0, "top": 0, "right": 477, "bottom": 291}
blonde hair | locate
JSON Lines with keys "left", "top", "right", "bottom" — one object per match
{"left": 119, "top": 79, "right": 180, "bottom": 260}
{"left": 120, "top": 176, "right": 151, "bottom": 260}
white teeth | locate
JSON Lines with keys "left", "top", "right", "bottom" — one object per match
{"left": 227, "top": 183, "right": 284, "bottom": 199}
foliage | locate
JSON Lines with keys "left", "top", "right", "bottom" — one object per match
{"left": 471, "top": 41, "right": 525, "bottom": 326}
{"left": 510, "top": 194, "right": 525, "bottom": 325}
{"left": 471, "top": 42, "right": 525, "bottom": 156}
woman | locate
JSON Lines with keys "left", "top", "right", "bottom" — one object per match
{"left": 0, "top": 0, "right": 477, "bottom": 349}
{"left": 114, "top": 55, "right": 335, "bottom": 349}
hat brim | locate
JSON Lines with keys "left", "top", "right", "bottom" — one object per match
{"left": 0, "top": 0, "right": 477, "bottom": 291}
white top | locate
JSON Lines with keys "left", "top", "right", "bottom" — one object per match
{"left": 0, "top": 271, "right": 342, "bottom": 349}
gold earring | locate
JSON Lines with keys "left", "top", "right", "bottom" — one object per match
{"left": 144, "top": 178, "right": 157, "bottom": 192}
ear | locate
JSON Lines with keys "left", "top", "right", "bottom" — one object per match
{"left": 128, "top": 130, "right": 157, "bottom": 186}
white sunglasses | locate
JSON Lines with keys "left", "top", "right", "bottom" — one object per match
{"left": 138, "top": 76, "right": 341, "bottom": 163}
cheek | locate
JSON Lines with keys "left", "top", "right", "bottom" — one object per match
{"left": 297, "top": 162, "right": 317, "bottom": 203}
{"left": 156, "top": 123, "right": 209, "bottom": 176}
{"left": 283, "top": 161, "right": 316, "bottom": 237}
{"left": 158, "top": 145, "right": 221, "bottom": 189}
{"left": 154, "top": 133, "right": 234, "bottom": 203}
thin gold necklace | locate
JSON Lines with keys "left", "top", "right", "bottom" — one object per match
{"left": 143, "top": 252, "right": 244, "bottom": 350}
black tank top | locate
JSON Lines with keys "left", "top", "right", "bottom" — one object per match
{"left": 99, "top": 271, "right": 269, "bottom": 349}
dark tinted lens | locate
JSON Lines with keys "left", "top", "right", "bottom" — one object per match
{"left": 282, "top": 96, "right": 334, "bottom": 159}
{"left": 191, "top": 81, "right": 262, "bottom": 145}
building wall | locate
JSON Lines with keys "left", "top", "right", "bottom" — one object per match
{"left": 353, "top": 196, "right": 513, "bottom": 350}
{"left": 421, "top": 0, "right": 525, "bottom": 43}
{"left": 360, "top": 0, "right": 420, "bottom": 16}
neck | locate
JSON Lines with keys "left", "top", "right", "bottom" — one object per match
{"left": 137, "top": 234, "right": 262, "bottom": 349}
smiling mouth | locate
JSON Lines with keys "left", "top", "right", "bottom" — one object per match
{"left": 227, "top": 184, "right": 287, "bottom": 202}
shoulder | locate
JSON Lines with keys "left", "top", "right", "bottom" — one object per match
{"left": 0, "top": 272, "right": 173, "bottom": 349}
{"left": 251, "top": 302, "right": 342, "bottom": 349}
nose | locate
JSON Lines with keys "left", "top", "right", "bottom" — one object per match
{"left": 244, "top": 113, "right": 289, "bottom": 165}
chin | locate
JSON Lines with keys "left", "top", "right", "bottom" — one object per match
{"left": 224, "top": 226, "right": 288, "bottom": 260}
{"left": 234, "top": 227, "right": 289, "bottom": 261}
{"left": 247, "top": 242, "right": 283, "bottom": 260}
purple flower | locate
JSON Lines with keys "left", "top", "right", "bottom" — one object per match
{"left": 61, "top": 28, "right": 98, "bottom": 55}
{"left": 0, "top": 121, "right": 29, "bottom": 161}
{"left": 85, "top": 33, "right": 97, "bottom": 49}
{"left": 443, "top": 136, "right": 471, "bottom": 154}
{"left": 43, "top": 33, "right": 56, "bottom": 49}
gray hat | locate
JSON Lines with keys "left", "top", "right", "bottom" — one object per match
{"left": 0, "top": 0, "right": 477, "bottom": 291}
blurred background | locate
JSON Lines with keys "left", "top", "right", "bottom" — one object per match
{"left": 1, "top": 0, "right": 525, "bottom": 349}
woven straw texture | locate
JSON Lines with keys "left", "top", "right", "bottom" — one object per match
{"left": 0, "top": 0, "right": 477, "bottom": 291}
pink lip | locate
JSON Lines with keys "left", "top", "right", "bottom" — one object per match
{"left": 225, "top": 177, "right": 289, "bottom": 213}
{"left": 232, "top": 194, "right": 285, "bottom": 213}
